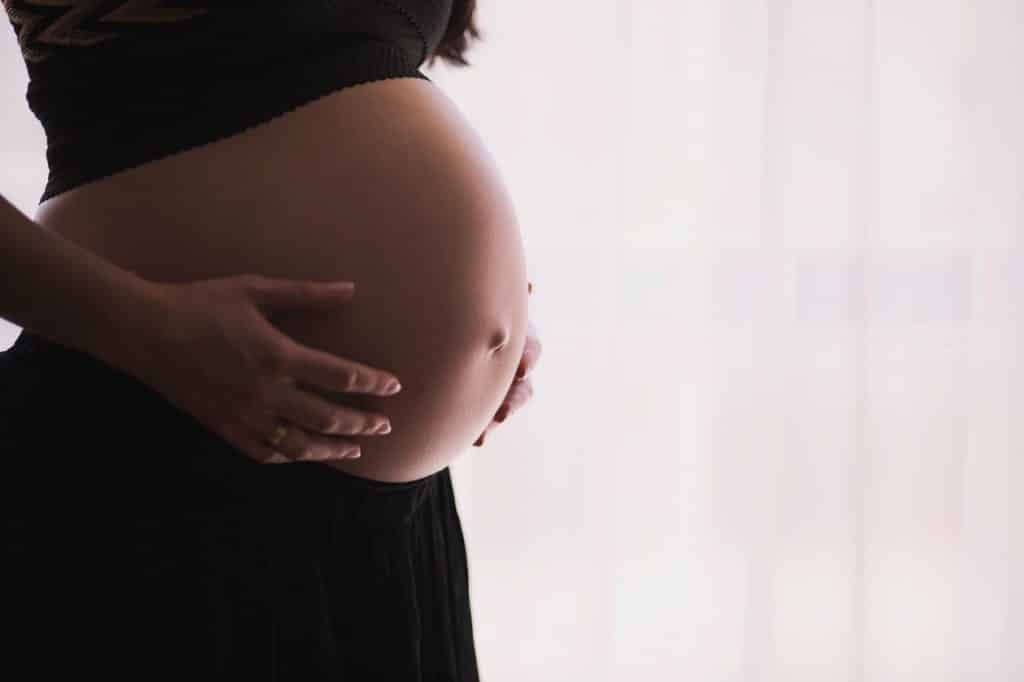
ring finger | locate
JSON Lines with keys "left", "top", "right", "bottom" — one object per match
{"left": 260, "top": 419, "right": 363, "bottom": 462}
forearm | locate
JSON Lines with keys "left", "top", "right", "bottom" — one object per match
{"left": 0, "top": 192, "right": 166, "bottom": 371}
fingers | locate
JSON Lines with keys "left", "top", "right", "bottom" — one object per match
{"left": 216, "top": 421, "right": 300, "bottom": 464}
{"left": 473, "top": 377, "right": 535, "bottom": 447}
{"left": 496, "top": 379, "right": 534, "bottom": 422}
{"left": 246, "top": 276, "right": 355, "bottom": 314}
{"left": 278, "top": 337, "right": 402, "bottom": 397}
{"left": 516, "top": 320, "right": 542, "bottom": 380}
{"left": 257, "top": 420, "right": 363, "bottom": 462}
{"left": 276, "top": 386, "right": 392, "bottom": 437}
{"left": 218, "top": 406, "right": 367, "bottom": 464}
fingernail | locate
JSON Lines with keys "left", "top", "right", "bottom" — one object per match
{"left": 495, "top": 406, "right": 509, "bottom": 423}
{"left": 384, "top": 380, "right": 401, "bottom": 394}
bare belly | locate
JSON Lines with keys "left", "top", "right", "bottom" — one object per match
{"left": 33, "top": 77, "right": 529, "bottom": 483}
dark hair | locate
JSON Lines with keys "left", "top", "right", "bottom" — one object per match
{"left": 426, "top": 0, "right": 482, "bottom": 68}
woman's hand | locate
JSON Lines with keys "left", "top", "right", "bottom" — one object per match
{"left": 125, "top": 275, "right": 403, "bottom": 465}
{"left": 473, "top": 281, "right": 541, "bottom": 447}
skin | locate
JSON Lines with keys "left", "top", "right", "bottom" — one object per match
{"left": 34, "top": 77, "right": 535, "bottom": 483}
{"left": 474, "top": 312, "right": 540, "bottom": 446}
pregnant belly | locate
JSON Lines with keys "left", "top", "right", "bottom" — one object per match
{"left": 34, "top": 77, "right": 530, "bottom": 483}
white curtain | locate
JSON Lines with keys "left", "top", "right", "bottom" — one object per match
{"left": 3, "top": 1, "right": 1022, "bottom": 680}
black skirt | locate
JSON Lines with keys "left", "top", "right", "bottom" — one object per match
{"left": 0, "top": 330, "right": 480, "bottom": 681}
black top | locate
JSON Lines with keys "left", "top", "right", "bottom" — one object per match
{"left": 2, "top": 1, "right": 453, "bottom": 203}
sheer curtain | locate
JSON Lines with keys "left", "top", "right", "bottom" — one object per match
{"left": 3, "top": 1, "right": 1021, "bottom": 680}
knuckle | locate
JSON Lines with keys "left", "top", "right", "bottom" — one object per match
{"left": 301, "top": 281, "right": 320, "bottom": 298}
{"left": 259, "top": 343, "right": 290, "bottom": 376}
{"left": 284, "top": 430, "right": 311, "bottom": 459}
{"left": 339, "top": 420, "right": 361, "bottom": 436}
{"left": 332, "top": 416, "right": 356, "bottom": 435}
{"left": 339, "top": 369, "right": 358, "bottom": 392}
{"left": 356, "top": 415, "right": 377, "bottom": 435}
{"left": 317, "top": 412, "right": 339, "bottom": 433}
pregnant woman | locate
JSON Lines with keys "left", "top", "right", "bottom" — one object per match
{"left": 0, "top": 0, "right": 541, "bottom": 679}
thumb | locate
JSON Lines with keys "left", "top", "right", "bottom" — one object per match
{"left": 246, "top": 277, "right": 355, "bottom": 313}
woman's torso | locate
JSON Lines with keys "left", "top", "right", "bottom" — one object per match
{"left": 31, "top": 61, "right": 529, "bottom": 483}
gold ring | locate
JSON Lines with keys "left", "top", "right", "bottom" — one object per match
{"left": 268, "top": 423, "right": 289, "bottom": 448}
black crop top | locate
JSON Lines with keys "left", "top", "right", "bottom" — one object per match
{"left": 2, "top": 0, "right": 453, "bottom": 204}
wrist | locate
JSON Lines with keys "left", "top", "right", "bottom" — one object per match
{"left": 81, "top": 273, "right": 174, "bottom": 379}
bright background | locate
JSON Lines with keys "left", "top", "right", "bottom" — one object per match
{"left": 3, "top": 1, "right": 1022, "bottom": 680}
